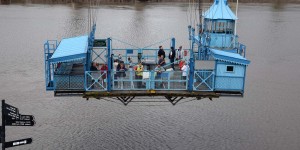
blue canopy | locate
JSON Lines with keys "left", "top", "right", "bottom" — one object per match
{"left": 50, "top": 35, "right": 88, "bottom": 63}
{"left": 203, "top": 0, "right": 238, "bottom": 20}
{"left": 210, "top": 49, "right": 250, "bottom": 66}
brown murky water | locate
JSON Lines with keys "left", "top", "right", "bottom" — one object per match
{"left": 0, "top": 2, "right": 300, "bottom": 150}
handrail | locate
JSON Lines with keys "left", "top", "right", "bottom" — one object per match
{"left": 203, "top": 33, "right": 239, "bottom": 49}
{"left": 85, "top": 70, "right": 189, "bottom": 91}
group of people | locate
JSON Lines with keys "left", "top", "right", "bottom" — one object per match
{"left": 89, "top": 45, "right": 189, "bottom": 89}
{"left": 157, "top": 45, "right": 185, "bottom": 70}
{"left": 113, "top": 58, "right": 144, "bottom": 89}
{"left": 157, "top": 45, "right": 189, "bottom": 86}
{"left": 90, "top": 60, "right": 130, "bottom": 89}
{"left": 90, "top": 62, "right": 108, "bottom": 87}
{"left": 113, "top": 59, "right": 127, "bottom": 89}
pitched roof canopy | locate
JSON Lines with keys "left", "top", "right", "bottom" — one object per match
{"left": 210, "top": 49, "right": 250, "bottom": 66}
{"left": 203, "top": 0, "right": 238, "bottom": 20}
{"left": 50, "top": 35, "right": 89, "bottom": 64}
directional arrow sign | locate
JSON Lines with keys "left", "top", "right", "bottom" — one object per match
{"left": 3, "top": 103, "right": 19, "bottom": 114}
{"left": 5, "top": 120, "right": 35, "bottom": 126}
{"left": 3, "top": 103, "right": 20, "bottom": 120}
{"left": 4, "top": 138, "right": 32, "bottom": 148}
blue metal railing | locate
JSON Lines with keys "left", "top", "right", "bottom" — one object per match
{"left": 111, "top": 48, "right": 172, "bottom": 65}
{"left": 239, "top": 43, "right": 246, "bottom": 57}
{"left": 209, "top": 33, "right": 239, "bottom": 49}
{"left": 44, "top": 40, "right": 58, "bottom": 90}
{"left": 85, "top": 70, "right": 188, "bottom": 91}
{"left": 53, "top": 74, "right": 85, "bottom": 90}
{"left": 193, "top": 70, "right": 215, "bottom": 91}
{"left": 85, "top": 71, "right": 107, "bottom": 91}
{"left": 55, "top": 70, "right": 217, "bottom": 91}
{"left": 214, "top": 75, "right": 245, "bottom": 91}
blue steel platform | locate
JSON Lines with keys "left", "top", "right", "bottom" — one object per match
{"left": 44, "top": 0, "right": 250, "bottom": 104}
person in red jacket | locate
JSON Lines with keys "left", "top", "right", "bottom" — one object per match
{"left": 100, "top": 64, "right": 108, "bottom": 87}
{"left": 179, "top": 60, "right": 184, "bottom": 70}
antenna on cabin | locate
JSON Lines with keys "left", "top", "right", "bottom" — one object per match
{"left": 88, "top": 0, "right": 91, "bottom": 33}
{"left": 234, "top": 0, "right": 239, "bottom": 35}
{"left": 198, "top": 0, "right": 203, "bottom": 34}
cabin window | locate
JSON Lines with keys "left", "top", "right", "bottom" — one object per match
{"left": 226, "top": 65, "right": 234, "bottom": 72}
{"left": 226, "top": 22, "right": 234, "bottom": 34}
{"left": 216, "top": 22, "right": 225, "bottom": 33}
{"left": 205, "top": 21, "right": 212, "bottom": 32}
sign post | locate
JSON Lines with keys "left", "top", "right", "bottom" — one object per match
{"left": 1, "top": 100, "right": 35, "bottom": 149}
{"left": 1, "top": 100, "right": 5, "bottom": 150}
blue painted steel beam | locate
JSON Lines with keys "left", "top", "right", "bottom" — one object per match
{"left": 242, "top": 67, "right": 247, "bottom": 93}
{"left": 188, "top": 57, "right": 194, "bottom": 92}
{"left": 107, "top": 38, "right": 112, "bottom": 92}
{"left": 214, "top": 60, "right": 218, "bottom": 90}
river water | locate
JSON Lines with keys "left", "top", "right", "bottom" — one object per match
{"left": 0, "top": 2, "right": 300, "bottom": 150}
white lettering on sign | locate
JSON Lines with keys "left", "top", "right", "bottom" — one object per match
{"left": 13, "top": 140, "right": 27, "bottom": 146}
{"left": 6, "top": 106, "right": 17, "bottom": 113}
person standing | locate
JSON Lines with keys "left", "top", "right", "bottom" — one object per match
{"left": 135, "top": 62, "right": 144, "bottom": 88}
{"left": 158, "top": 55, "right": 165, "bottom": 66}
{"left": 154, "top": 64, "right": 165, "bottom": 88}
{"left": 158, "top": 46, "right": 165, "bottom": 59}
{"left": 181, "top": 61, "right": 189, "bottom": 86}
{"left": 169, "top": 47, "right": 176, "bottom": 70}
{"left": 90, "top": 62, "right": 98, "bottom": 71}
{"left": 117, "top": 62, "right": 127, "bottom": 89}
{"left": 118, "top": 54, "right": 122, "bottom": 62}
{"left": 113, "top": 59, "right": 119, "bottom": 87}
{"left": 90, "top": 62, "right": 99, "bottom": 89}
{"left": 100, "top": 64, "right": 108, "bottom": 87}
{"left": 176, "top": 46, "right": 184, "bottom": 62}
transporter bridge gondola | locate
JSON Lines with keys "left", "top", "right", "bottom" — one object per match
{"left": 44, "top": 0, "right": 250, "bottom": 105}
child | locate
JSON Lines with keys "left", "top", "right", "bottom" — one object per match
{"left": 181, "top": 61, "right": 189, "bottom": 86}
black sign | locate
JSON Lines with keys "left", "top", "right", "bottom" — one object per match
{"left": 1, "top": 100, "right": 35, "bottom": 149}
{"left": 4, "top": 138, "right": 32, "bottom": 148}
{"left": 3, "top": 103, "right": 18, "bottom": 114}
{"left": 5, "top": 120, "right": 35, "bottom": 126}
{"left": 3, "top": 103, "right": 19, "bottom": 118}
{"left": 93, "top": 39, "right": 106, "bottom": 47}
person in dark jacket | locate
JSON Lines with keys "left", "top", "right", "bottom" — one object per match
{"left": 90, "top": 62, "right": 99, "bottom": 89}
{"left": 169, "top": 47, "right": 176, "bottom": 70}
{"left": 117, "top": 62, "right": 127, "bottom": 89}
{"left": 158, "top": 46, "right": 165, "bottom": 59}
{"left": 158, "top": 55, "right": 165, "bottom": 66}
{"left": 90, "top": 62, "right": 98, "bottom": 71}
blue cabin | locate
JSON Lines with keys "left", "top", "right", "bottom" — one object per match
{"left": 44, "top": 0, "right": 250, "bottom": 104}
{"left": 190, "top": 0, "right": 250, "bottom": 94}
{"left": 211, "top": 49, "right": 249, "bottom": 92}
